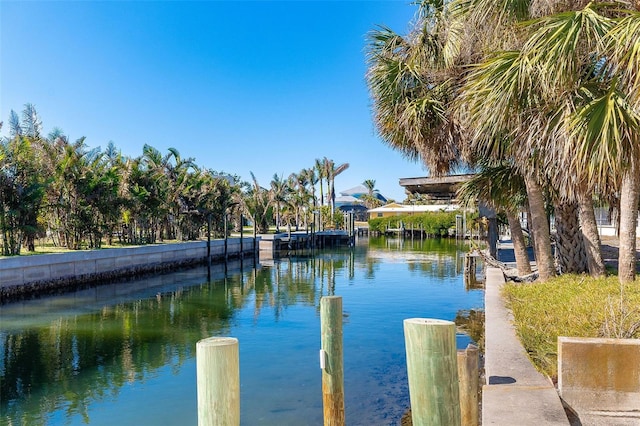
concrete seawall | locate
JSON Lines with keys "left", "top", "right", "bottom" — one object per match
{"left": 0, "top": 238, "right": 258, "bottom": 302}
{"left": 483, "top": 267, "right": 569, "bottom": 425}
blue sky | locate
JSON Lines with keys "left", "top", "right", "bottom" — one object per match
{"left": 1, "top": 1, "right": 428, "bottom": 201}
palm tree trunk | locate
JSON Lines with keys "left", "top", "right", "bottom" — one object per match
{"left": 506, "top": 211, "right": 532, "bottom": 275}
{"left": 618, "top": 163, "right": 640, "bottom": 283}
{"left": 576, "top": 189, "right": 606, "bottom": 277}
{"left": 554, "top": 201, "right": 587, "bottom": 274}
{"left": 524, "top": 174, "right": 555, "bottom": 281}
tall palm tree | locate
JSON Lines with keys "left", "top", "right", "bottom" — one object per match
{"left": 459, "top": 3, "right": 639, "bottom": 281}
{"left": 323, "top": 157, "right": 349, "bottom": 214}
{"left": 365, "top": 3, "right": 465, "bottom": 177}
{"left": 315, "top": 158, "right": 325, "bottom": 207}
{"left": 301, "top": 167, "right": 318, "bottom": 209}
{"left": 0, "top": 115, "right": 48, "bottom": 254}
{"left": 270, "top": 173, "right": 290, "bottom": 233}
{"left": 362, "top": 179, "right": 382, "bottom": 208}
{"left": 289, "top": 170, "right": 312, "bottom": 230}
{"left": 365, "top": 0, "right": 560, "bottom": 280}
{"left": 363, "top": 179, "right": 376, "bottom": 197}
{"left": 605, "top": 12, "right": 640, "bottom": 281}
{"left": 243, "top": 172, "right": 271, "bottom": 234}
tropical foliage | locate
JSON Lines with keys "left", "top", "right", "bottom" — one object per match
{"left": 368, "top": 211, "right": 460, "bottom": 237}
{"left": 366, "top": 0, "right": 640, "bottom": 283}
{"left": 0, "top": 106, "right": 354, "bottom": 253}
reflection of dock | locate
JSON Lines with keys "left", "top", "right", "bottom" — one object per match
{"left": 259, "top": 231, "right": 353, "bottom": 258}
{"left": 464, "top": 252, "right": 484, "bottom": 290}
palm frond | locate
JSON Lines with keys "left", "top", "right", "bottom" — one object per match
{"left": 570, "top": 81, "right": 640, "bottom": 186}
{"left": 606, "top": 12, "right": 640, "bottom": 108}
{"left": 522, "top": 5, "right": 613, "bottom": 95}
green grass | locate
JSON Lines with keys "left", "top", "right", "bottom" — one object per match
{"left": 503, "top": 274, "right": 640, "bottom": 379}
{"left": 0, "top": 239, "right": 185, "bottom": 258}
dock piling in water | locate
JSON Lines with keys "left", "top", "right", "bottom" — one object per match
{"left": 404, "top": 318, "right": 461, "bottom": 426}
{"left": 457, "top": 344, "right": 479, "bottom": 426}
{"left": 196, "top": 337, "right": 240, "bottom": 426}
{"left": 320, "top": 296, "right": 345, "bottom": 426}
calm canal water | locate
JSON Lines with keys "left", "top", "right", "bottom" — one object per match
{"left": 0, "top": 237, "right": 484, "bottom": 426}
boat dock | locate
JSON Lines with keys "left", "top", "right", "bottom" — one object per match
{"left": 259, "top": 230, "right": 353, "bottom": 257}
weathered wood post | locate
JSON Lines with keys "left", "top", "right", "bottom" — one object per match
{"left": 240, "top": 214, "right": 243, "bottom": 259}
{"left": 224, "top": 213, "right": 228, "bottom": 261}
{"left": 207, "top": 213, "right": 212, "bottom": 281}
{"left": 404, "top": 318, "right": 461, "bottom": 426}
{"left": 320, "top": 296, "right": 345, "bottom": 426}
{"left": 253, "top": 222, "right": 257, "bottom": 258}
{"left": 196, "top": 337, "right": 240, "bottom": 426}
{"left": 457, "top": 344, "right": 479, "bottom": 426}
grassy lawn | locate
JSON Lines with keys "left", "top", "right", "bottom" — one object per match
{"left": 503, "top": 274, "right": 640, "bottom": 379}
{"left": 3, "top": 239, "right": 185, "bottom": 257}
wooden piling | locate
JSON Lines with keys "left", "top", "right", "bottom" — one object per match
{"left": 404, "top": 318, "right": 461, "bottom": 426}
{"left": 196, "top": 337, "right": 240, "bottom": 426}
{"left": 457, "top": 344, "right": 479, "bottom": 426}
{"left": 320, "top": 296, "right": 345, "bottom": 426}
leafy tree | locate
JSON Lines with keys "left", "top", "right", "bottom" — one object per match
{"left": 0, "top": 117, "right": 48, "bottom": 254}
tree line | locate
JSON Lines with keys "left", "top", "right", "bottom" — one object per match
{"left": 0, "top": 105, "right": 355, "bottom": 255}
{"left": 366, "top": 0, "right": 640, "bottom": 283}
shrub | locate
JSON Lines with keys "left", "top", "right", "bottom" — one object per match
{"left": 503, "top": 275, "right": 640, "bottom": 379}
{"left": 368, "top": 210, "right": 460, "bottom": 236}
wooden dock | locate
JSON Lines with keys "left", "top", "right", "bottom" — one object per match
{"left": 259, "top": 231, "right": 353, "bottom": 258}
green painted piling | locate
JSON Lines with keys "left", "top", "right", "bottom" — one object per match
{"left": 404, "top": 318, "right": 461, "bottom": 426}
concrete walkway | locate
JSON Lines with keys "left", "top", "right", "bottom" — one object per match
{"left": 483, "top": 267, "right": 570, "bottom": 425}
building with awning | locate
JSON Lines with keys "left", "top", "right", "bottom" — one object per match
{"left": 367, "top": 202, "right": 459, "bottom": 220}
{"left": 399, "top": 174, "right": 475, "bottom": 202}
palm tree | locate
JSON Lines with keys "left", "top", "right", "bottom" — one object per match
{"left": 605, "top": 12, "right": 640, "bottom": 282}
{"left": 289, "top": 171, "right": 312, "bottom": 230}
{"left": 270, "top": 173, "right": 291, "bottom": 233}
{"left": 323, "top": 158, "right": 349, "bottom": 214}
{"left": 365, "top": 3, "right": 465, "bottom": 177}
{"left": 243, "top": 172, "right": 271, "bottom": 234}
{"left": 363, "top": 179, "right": 376, "bottom": 197}
{"left": 457, "top": 163, "right": 532, "bottom": 276}
{"left": 362, "top": 179, "right": 383, "bottom": 209}
{"left": 301, "top": 167, "right": 318, "bottom": 209}
{"left": 365, "top": 1, "right": 561, "bottom": 280}
{"left": 458, "top": 3, "right": 639, "bottom": 281}
{"left": 315, "top": 158, "right": 325, "bottom": 207}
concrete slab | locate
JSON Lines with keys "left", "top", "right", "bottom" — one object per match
{"left": 483, "top": 267, "right": 569, "bottom": 425}
{"left": 576, "top": 411, "right": 640, "bottom": 426}
{"left": 483, "top": 385, "right": 570, "bottom": 425}
{"left": 484, "top": 268, "right": 551, "bottom": 387}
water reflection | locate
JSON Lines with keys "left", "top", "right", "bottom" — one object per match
{"left": 1, "top": 237, "right": 482, "bottom": 425}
